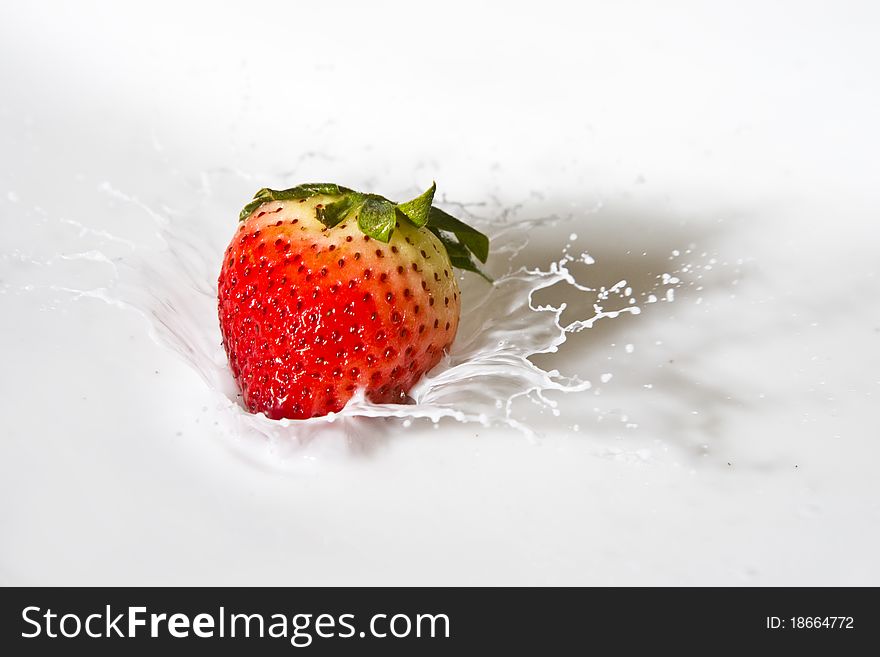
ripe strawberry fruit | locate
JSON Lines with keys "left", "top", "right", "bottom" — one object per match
{"left": 218, "top": 182, "right": 490, "bottom": 420}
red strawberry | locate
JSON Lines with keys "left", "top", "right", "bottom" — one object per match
{"left": 218, "top": 182, "right": 490, "bottom": 420}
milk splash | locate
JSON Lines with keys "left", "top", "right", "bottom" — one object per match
{"left": 9, "top": 171, "right": 684, "bottom": 459}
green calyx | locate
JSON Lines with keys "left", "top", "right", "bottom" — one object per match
{"left": 240, "top": 182, "right": 491, "bottom": 279}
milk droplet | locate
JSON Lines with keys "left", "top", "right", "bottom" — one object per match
{"left": 579, "top": 253, "right": 595, "bottom": 265}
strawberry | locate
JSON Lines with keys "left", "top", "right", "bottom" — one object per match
{"left": 218, "top": 182, "right": 490, "bottom": 420}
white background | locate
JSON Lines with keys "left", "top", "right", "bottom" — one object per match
{"left": 2, "top": 0, "right": 879, "bottom": 584}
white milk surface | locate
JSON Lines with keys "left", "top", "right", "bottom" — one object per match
{"left": 2, "top": 1, "right": 879, "bottom": 585}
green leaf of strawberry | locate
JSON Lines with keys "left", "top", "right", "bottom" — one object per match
{"left": 238, "top": 183, "right": 350, "bottom": 221}
{"left": 357, "top": 195, "right": 397, "bottom": 242}
{"left": 431, "top": 233, "right": 491, "bottom": 282}
{"left": 396, "top": 181, "right": 436, "bottom": 227}
{"left": 317, "top": 193, "right": 360, "bottom": 228}
{"left": 426, "top": 206, "right": 490, "bottom": 263}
